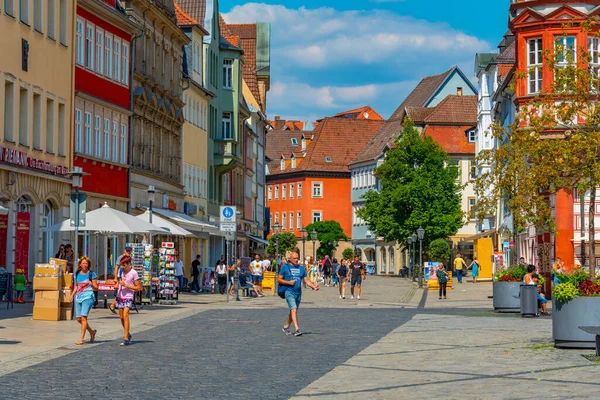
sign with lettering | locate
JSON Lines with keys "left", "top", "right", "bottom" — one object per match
{"left": 0, "top": 214, "right": 7, "bottom": 269}
{"left": 0, "top": 146, "right": 67, "bottom": 176}
{"left": 15, "top": 212, "right": 30, "bottom": 278}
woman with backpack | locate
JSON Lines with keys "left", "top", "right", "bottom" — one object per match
{"left": 337, "top": 259, "right": 349, "bottom": 299}
{"left": 69, "top": 256, "right": 98, "bottom": 345}
{"left": 322, "top": 256, "right": 332, "bottom": 287}
{"left": 331, "top": 258, "right": 340, "bottom": 287}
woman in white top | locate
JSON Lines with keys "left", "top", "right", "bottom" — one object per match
{"left": 523, "top": 264, "right": 537, "bottom": 285}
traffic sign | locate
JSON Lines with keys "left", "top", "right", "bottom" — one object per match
{"left": 220, "top": 222, "right": 236, "bottom": 232}
{"left": 220, "top": 206, "right": 237, "bottom": 223}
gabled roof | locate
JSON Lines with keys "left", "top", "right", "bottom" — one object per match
{"left": 421, "top": 95, "right": 478, "bottom": 126}
{"left": 177, "top": 0, "right": 206, "bottom": 28}
{"left": 334, "top": 106, "right": 384, "bottom": 121}
{"left": 425, "top": 126, "right": 475, "bottom": 155}
{"left": 405, "top": 107, "right": 435, "bottom": 124}
{"left": 228, "top": 23, "right": 262, "bottom": 111}
{"left": 265, "top": 131, "right": 309, "bottom": 162}
{"left": 495, "top": 39, "right": 516, "bottom": 64}
{"left": 174, "top": 3, "right": 197, "bottom": 25}
{"left": 219, "top": 14, "right": 233, "bottom": 37}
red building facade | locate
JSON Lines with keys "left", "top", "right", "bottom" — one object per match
{"left": 74, "top": 0, "right": 138, "bottom": 212}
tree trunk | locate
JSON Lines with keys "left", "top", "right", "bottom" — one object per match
{"left": 589, "top": 189, "right": 596, "bottom": 279}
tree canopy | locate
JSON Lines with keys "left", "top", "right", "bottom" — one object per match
{"left": 358, "top": 119, "right": 464, "bottom": 248}
{"left": 426, "top": 239, "right": 451, "bottom": 263}
{"left": 266, "top": 232, "right": 297, "bottom": 257}
{"left": 342, "top": 247, "right": 355, "bottom": 260}
{"left": 304, "top": 220, "right": 348, "bottom": 257}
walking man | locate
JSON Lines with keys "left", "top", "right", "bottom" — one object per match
{"left": 278, "top": 252, "right": 319, "bottom": 336}
{"left": 454, "top": 254, "right": 467, "bottom": 283}
{"left": 191, "top": 255, "right": 201, "bottom": 293}
{"left": 349, "top": 255, "right": 366, "bottom": 300}
{"left": 250, "top": 254, "right": 265, "bottom": 295}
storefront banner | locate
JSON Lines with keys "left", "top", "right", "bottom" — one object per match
{"left": 15, "top": 212, "right": 30, "bottom": 279}
{"left": 0, "top": 214, "right": 7, "bottom": 269}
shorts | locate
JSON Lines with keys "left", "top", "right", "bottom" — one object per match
{"left": 115, "top": 297, "right": 134, "bottom": 309}
{"left": 351, "top": 276, "right": 362, "bottom": 287}
{"left": 537, "top": 294, "right": 548, "bottom": 304}
{"left": 252, "top": 275, "right": 263, "bottom": 283}
{"left": 285, "top": 290, "right": 301, "bottom": 310}
{"left": 338, "top": 276, "right": 346, "bottom": 284}
{"left": 75, "top": 297, "right": 94, "bottom": 318}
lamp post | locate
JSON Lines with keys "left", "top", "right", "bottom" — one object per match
{"left": 273, "top": 222, "right": 281, "bottom": 266}
{"left": 411, "top": 233, "right": 417, "bottom": 282}
{"left": 310, "top": 229, "right": 317, "bottom": 261}
{"left": 299, "top": 227, "right": 307, "bottom": 262}
{"left": 70, "top": 167, "right": 84, "bottom": 321}
{"left": 147, "top": 185, "right": 156, "bottom": 244}
{"left": 407, "top": 236, "right": 413, "bottom": 280}
{"left": 417, "top": 226, "right": 425, "bottom": 289}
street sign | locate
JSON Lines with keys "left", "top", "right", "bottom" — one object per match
{"left": 69, "top": 192, "right": 87, "bottom": 227}
{"left": 220, "top": 206, "right": 236, "bottom": 222}
{"left": 220, "top": 222, "right": 236, "bottom": 232}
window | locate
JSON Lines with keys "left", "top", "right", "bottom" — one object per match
{"left": 19, "top": 87, "right": 28, "bottom": 146}
{"left": 59, "top": 0, "right": 67, "bottom": 45}
{"left": 281, "top": 213, "right": 286, "bottom": 230}
{"left": 103, "top": 118, "right": 110, "bottom": 160}
{"left": 528, "top": 38, "right": 543, "bottom": 94}
{"left": 76, "top": 18, "right": 84, "bottom": 65}
{"left": 113, "top": 37, "right": 121, "bottom": 83}
{"left": 47, "top": 0, "right": 55, "bottom": 39}
{"left": 589, "top": 37, "right": 600, "bottom": 76}
{"left": 5, "top": 0, "right": 14, "bottom": 16}
{"left": 457, "top": 87, "right": 463, "bottom": 96}
{"left": 280, "top": 158, "right": 285, "bottom": 171}
{"left": 94, "top": 116, "right": 101, "bottom": 158}
{"left": 469, "top": 160, "right": 476, "bottom": 180}
{"left": 291, "top": 157, "right": 296, "bottom": 169}
{"left": 120, "top": 124, "right": 127, "bottom": 163}
{"left": 291, "top": 138, "right": 298, "bottom": 146}
{"left": 298, "top": 182, "right": 302, "bottom": 198}
{"left": 312, "top": 182, "right": 323, "bottom": 198}
{"left": 19, "top": 0, "right": 28, "bottom": 24}
{"left": 96, "top": 29, "right": 104, "bottom": 75}
{"left": 274, "top": 213, "right": 279, "bottom": 224}
{"left": 468, "top": 130, "right": 476, "bottom": 143}
{"left": 297, "top": 212, "right": 302, "bottom": 229}
{"left": 222, "top": 112, "right": 232, "bottom": 139}
{"left": 112, "top": 121, "right": 118, "bottom": 162}
{"left": 46, "top": 97, "right": 54, "bottom": 153}
{"left": 223, "top": 59, "right": 233, "bottom": 89}
{"left": 448, "top": 160, "right": 461, "bottom": 181}
{"left": 32, "top": 92, "right": 41, "bottom": 149}
{"left": 555, "top": 36, "right": 576, "bottom": 66}
{"left": 325, "top": 156, "right": 332, "bottom": 163}
{"left": 282, "top": 184, "right": 287, "bottom": 200}
{"left": 312, "top": 211, "right": 322, "bottom": 223}
{"left": 57, "top": 102, "right": 66, "bottom": 156}
{"left": 274, "top": 185, "right": 279, "bottom": 200}
{"left": 301, "top": 138, "right": 306, "bottom": 150}
{"left": 85, "top": 23, "right": 95, "bottom": 69}
{"left": 84, "top": 112, "right": 92, "bottom": 155}
{"left": 33, "top": 0, "right": 42, "bottom": 32}
{"left": 290, "top": 183, "right": 294, "bottom": 199}
{"left": 267, "top": 186, "right": 272, "bottom": 201}
{"left": 468, "top": 197, "right": 477, "bottom": 220}
{"left": 105, "top": 34, "right": 113, "bottom": 79}
{"left": 289, "top": 212, "right": 294, "bottom": 231}
{"left": 122, "top": 41, "right": 129, "bottom": 85}
{"left": 74, "top": 109, "right": 82, "bottom": 153}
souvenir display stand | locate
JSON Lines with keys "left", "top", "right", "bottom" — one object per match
{"left": 128, "top": 243, "right": 152, "bottom": 305}
{"left": 157, "top": 242, "right": 178, "bottom": 305}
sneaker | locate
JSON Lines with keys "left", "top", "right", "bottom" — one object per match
{"left": 128, "top": 333, "right": 132, "bottom": 341}
{"left": 357, "top": 296, "right": 360, "bottom": 300}
{"left": 120, "top": 340, "right": 131, "bottom": 346}
{"left": 191, "top": 290, "right": 197, "bottom": 294}
{"left": 342, "top": 296, "right": 345, "bottom": 299}
{"left": 339, "top": 296, "right": 342, "bottom": 299}
{"left": 293, "top": 330, "right": 303, "bottom": 337}
{"left": 282, "top": 327, "right": 292, "bottom": 335}
{"left": 351, "top": 295, "right": 354, "bottom": 299}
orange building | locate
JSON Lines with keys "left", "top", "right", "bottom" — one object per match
{"left": 265, "top": 117, "right": 384, "bottom": 240}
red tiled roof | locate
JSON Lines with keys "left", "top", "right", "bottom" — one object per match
{"left": 265, "top": 131, "right": 309, "bottom": 162}
{"left": 424, "top": 126, "right": 475, "bottom": 155}
{"left": 269, "top": 119, "right": 306, "bottom": 130}
{"left": 177, "top": 0, "right": 206, "bottom": 28}
{"left": 422, "top": 95, "right": 477, "bottom": 125}
{"left": 334, "top": 106, "right": 384, "bottom": 121}
{"left": 224, "top": 35, "right": 240, "bottom": 47}
{"left": 405, "top": 107, "right": 435, "bottom": 124}
{"left": 269, "top": 118, "right": 384, "bottom": 175}
{"left": 228, "top": 23, "right": 263, "bottom": 112}
{"left": 219, "top": 14, "right": 234, "bottom": 38}
{"left": 174, "top": 3, "right": 197, "bottom": 25}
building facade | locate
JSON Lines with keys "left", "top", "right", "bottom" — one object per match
{"left": 0, "top": 0, "right": 75, "bottom": 278}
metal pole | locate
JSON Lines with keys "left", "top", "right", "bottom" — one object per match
{"left": 418, "top": 239, "right": 423, "bottom": 288}
{"left": 72, "top": 185, "right": 80, "bottom": 320}
{"left": 312, "top": 240, "right": 316, "bottom": 261}
{"left": 411, "top": 242, "right": 416, "bottom": 282}
{"left": 148, "top": 199, "right": 153, "bottom": 245}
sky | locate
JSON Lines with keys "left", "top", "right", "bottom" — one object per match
{"left": 221, "top": 1, "right": 509, "bottom": 122}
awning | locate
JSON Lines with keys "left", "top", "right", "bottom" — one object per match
{"left": 463, "top": 229, "right": 496, "bottom": 241}
{"left": 245, "top": 232, "right": 269, "bottom": 246}
{"left": 0, "top": 205, "right": 8, "bottom": 215}
{"left": 135, "top": 211, "right": 193, "bottom": 237}
{"left": 151, "top": 208, "right": 219, "bottom": 233}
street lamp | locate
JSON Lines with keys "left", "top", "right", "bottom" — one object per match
{"left": 299, "top": 227, "right": 307, "bottom": 262}
{"left": 411, "top": 233, "right": 417, "bottom": 282}
{"left": 69, "top": 166, "right": 84, "bottom": 321}
{"left": 273, "top": 222, "right": 281, "bottom": 263}
{"left": 407, "top": 236, "right": 413, "bottom": 279}
{"left": 417, "top": 226, "right": 425, "bottom": 289}
{"left": 310, "top": 229, "right": 317, "bottom": 261}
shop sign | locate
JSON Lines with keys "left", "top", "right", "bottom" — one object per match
{"left": 15, "top": 212, "right": 30, "bottom": 277}
{"left": 0, "top": 214, "right": 7, "bottom": 268}
{"left": 0, "top": 146, "right": 67, "bottom": 176}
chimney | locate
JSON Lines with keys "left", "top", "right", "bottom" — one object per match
{"left": 457, "top": 87, "right": 463, "bottom": 96}
{"left": 275, "top": 116, "right": 281, "bottom": 120}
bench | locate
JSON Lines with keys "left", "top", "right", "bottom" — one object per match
{"left": 578, "top": 326, "right": 600, "bottom": 356}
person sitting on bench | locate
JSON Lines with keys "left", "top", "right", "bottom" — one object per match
{"left": 532, "top": 274, "right": 548, "bottom": 315}
{"left": 239, "top": 272, "right": 263, "bottom": 297}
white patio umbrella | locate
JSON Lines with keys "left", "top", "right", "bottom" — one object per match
{"left": 135, "top": 211, "right": 193, "bottom": 237}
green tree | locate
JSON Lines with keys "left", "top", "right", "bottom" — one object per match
{"left": 342, "top": 247, "right": 355, "bottom": 260}
{"left": 304, "top": 221, "right": 349, "bottom": 258}
{"left": 358, "top": 119, "right": 464, "bottom": 249}
{"left": 266, "top": 233, "right": 297, "bottom": 257}
{"left": 426, "top": 239, "right": 451, "bottom": 263}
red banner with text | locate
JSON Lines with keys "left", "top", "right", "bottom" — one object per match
{"left": 0, "top": 214, "right": 7, "bottom": 269}
{"left": 15, "top": 212, "right": 30, "bottom": 280}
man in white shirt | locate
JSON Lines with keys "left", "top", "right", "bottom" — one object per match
{"left": 261, "top": 257, "right": 271, "bottom": 272}
{"left": 251, "top": 255, "right": 264, "bottom": 295}
{"left": 174, "top": 256, "right": 184, "bottom": 293}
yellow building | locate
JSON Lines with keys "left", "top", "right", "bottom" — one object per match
{"left": 0, "top": 0, "right": 75, "bottom": 278}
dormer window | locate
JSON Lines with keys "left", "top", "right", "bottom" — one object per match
{"left": 325, "top": 156, "right": 332, "bottom": 163}
{"left": 291, "top": 138, "right": 298, "bottom": 146}
{"left": 468, "top": 130, "right": 476, "bottom": 143}
{"left": 291, "top": 157, "right": 296, "bottom": 169}
{"left": 280, "top": 158, "right": 285, "bottom": 171}
{"left": 301, "top": 138, "right": 306, "bottom": 150}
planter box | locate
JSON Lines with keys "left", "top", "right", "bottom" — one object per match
{"left": 493, "top": 281, "right": 521, "bottom": 313}
{"left": 553, "top": 296, "right": 600, "bottom": 349}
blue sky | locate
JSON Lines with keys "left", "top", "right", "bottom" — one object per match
{"left": 221, "top": 1, "right": 509, "bottom": 122}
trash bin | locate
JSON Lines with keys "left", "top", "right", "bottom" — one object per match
{"left": 520, "top": 284, "right": 538, "bottom": 317}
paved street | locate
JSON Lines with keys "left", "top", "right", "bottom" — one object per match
{"left": 2, "top": 276, "right": 600, "bottom": 399}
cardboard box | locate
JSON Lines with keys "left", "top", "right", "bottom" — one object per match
{"left": 34, "top": 290, "right": 60, "bottom": 308}
{"left": 33, "top": 276, "right": 61, "bottom": 291}
{"left": 49, "top": 258, "right": 68, "bottom": 273}
{"left": 60, "top": 306, "right": 73, "bottom": 320}
{"left": 34, "top": 264, "right": 62, "bottom": 277}
{"left": 61, "top": 273, "right": 73, "bottom": 288}
{"left": 33, "top": 306, "right": 60, "bottom": 321}
{"left": 59, "top": 289, "right": 73, "bottom": 306}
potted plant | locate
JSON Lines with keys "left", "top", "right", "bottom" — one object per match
{"left": 552, "top": 269, "right": 600, "bottom": 349}
{"left": 492, "top": 264, "right": 527, "bottom": 312}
